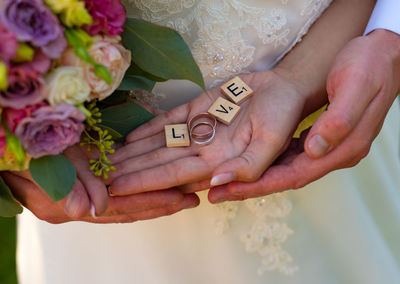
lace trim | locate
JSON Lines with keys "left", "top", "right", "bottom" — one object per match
{"left": 215, "top": 193, "right": 298, "bottom": 276}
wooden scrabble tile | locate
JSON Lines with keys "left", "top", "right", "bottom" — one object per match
{"left": 208, "top": 97, "right": 240, "bottom": 125}
{"left": 221, "top": 76, "right": 253, "bottom": 105}
{"left": 165, "top": 124, "right": 190, "bottom": 147}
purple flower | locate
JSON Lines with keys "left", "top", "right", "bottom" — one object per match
{"left": 84, "top": 0, "right": 126, "bottom": 36}
{"left": 15, "top": 104, "right": 85, "bottom": 158}
{"left": 0, "top": 67, "right": 47, "bottom": 109}
{"left": 0, "top": 0, "right": 67, "bottom": 58}
{"left": 0, "top": 23, "right": 18, "bottom": 63}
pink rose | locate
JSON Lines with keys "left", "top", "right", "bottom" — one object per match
{"left": 3, "top": 103, "right": 46, "bottom": 133}
{"left": 0, "top": 23, "right": 18, "bottom": 63}
{"left": 84, "top": 0, "right": 126, "bottom": 36}
{"left": 62, "top": 36, "right": 131, "bottom": 100}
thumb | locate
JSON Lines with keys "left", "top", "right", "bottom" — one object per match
{"left": 210, "top": 135, "right": 285, "bottom": 186}
{"left": 305, "top": 73, "right": 377, "bottom": 158}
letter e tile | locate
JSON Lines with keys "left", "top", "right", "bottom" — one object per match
{"left": 221, "top": 76, "right": 253, "bottom": 104}
{"left": 208, "top": 97, "right": 240, "bottom": 125}
{"left": 165, "top": 124, "right": 190, "bottom": 147}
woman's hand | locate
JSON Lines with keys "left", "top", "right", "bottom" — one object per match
{"left": 108, "top": 70, "right": 310, "bottom": 199}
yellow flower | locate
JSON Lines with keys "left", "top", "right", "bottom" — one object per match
{"left": 45, "top": 0, "right": 92, "bottom": 28}
{"left": 44, "top": 0, "right": 75, "bottom": 13}
{"left": 14, "top": 43, "right": 35, "bottom": 63}
{"left": 0, "top": 149, "right": 30, "bottom": 171}
{"left": 0, "top": 62, "right": 8, "bottom": 91}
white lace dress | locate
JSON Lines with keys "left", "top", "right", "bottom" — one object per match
{"left": 17, "top": 1, "right": 400, "bottom": 283}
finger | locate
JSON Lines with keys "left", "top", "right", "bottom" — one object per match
{"left": 63, "top": 179, "right": 92, "bottom": 219}
{"left": 126, "top": 104, "right": 190, "bottom": 143}
{"left": 5, "top": 171, "right": 91, "bottom": 219}
{"left": 210, "top": 134, "right": 286, "bottom": 186}
{"left": 178, "top": 179, "right": 211, "bottom": 193}
{"left": 109, "top": 146, "right": 195, "bottom": 182}
{"left": 305, "top": 74, "right": 377, "bottom": 158}
{"left": 64, "top": 147, "right": 109, "bottom": 216}
{"left": 0, "top": 172, "right": 71, "bottom": 223}
{"left": 1, "top": 171, "right": 46, "bottom": 209}
{"left": 102, "top": 189, "right": 184, "bottom": 216}
{"left": 210, "top": 107, "right": 386, "bottom": 203}
{"left": 110, "top": 132, "right": 166, "bottom": 164}
{"left": 109, "top": 156, "right": 211, "bottom": 196}
{"left": 208, "top": 152, "right": 321, "bottom": 203}
{"left": 82, "top": 193, "right": 200, "bottom": 224}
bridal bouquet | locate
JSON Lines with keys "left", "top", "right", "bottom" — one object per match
{"left": 0, "top": 0, "right": 204, "bottom": 217}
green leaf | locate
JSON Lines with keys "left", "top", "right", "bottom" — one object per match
{"left": 0, "top": 177, "right": 23, "bottom": 218}
{"left": 100, "top": 101, "right": 155, "bottom": 139}
{"left": 98, "top": 91, "right": 130, "bottom": 108}
{"left": 122, "top": 18, "right": 205, "bottom": 91}
{"left": 29, "top": 155, "right": 76, "bottom": 202}
{"left": 118, "top": 75, "right": 155, "bottom": 92}
{"left": 97, "top": 124, "right": 123, "bottom": 140}
{"left": 0, "top": 216, "right": 18, "bottom": 284}
{"left": 125, "top": 62, "right": 167, "bottom": 82}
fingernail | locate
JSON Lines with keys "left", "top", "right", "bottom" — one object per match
{"left": 107, "top": 185, "right": 115, "bottom": 197}
{"left": 213, "top": 198, "right": 227, "bottom": 204}
{"left": 210, "top": 173, "right": 235, "bottom": 187}
{"left": 65, "top": 191, "right": 82, "bottom": 218}
{"left": 90, "top": 203, "right": 98, "bottom": 219}
{"left": 308, "top": 134, "right": 330, "bottom": 158}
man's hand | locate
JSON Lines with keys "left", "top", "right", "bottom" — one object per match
{"left": 209, "top": 30, "right": 400, "bottom": 203}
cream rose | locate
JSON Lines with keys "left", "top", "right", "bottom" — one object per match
{"left": 62, "top": 36, "right": 131, "bottom": 101}
{"left": 46, "top": 66, "right": 91, "bottom": 106}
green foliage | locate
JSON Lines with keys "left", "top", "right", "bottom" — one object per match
{"left": 81, "top": 102, "right": 116, "bottom": 179}
{"left": 99, "top": 101, "right": 155, "bottom": 139}
{"left": 29, "top": 155, "right": 77, "bottom": 202}
{"left": 122, "top": 18, "right": 205, "bottom": 91}
{"left": 0, "top": 177, "right": 23, "bottom": 218}
{"left": 97, "top": 91, "right": 130, "bottom": 107}
{"left": 118, "top": 74, "right": 156, "bottom": 92}
{"left": 0, "top": 217, "right": 18, "bottom": 284}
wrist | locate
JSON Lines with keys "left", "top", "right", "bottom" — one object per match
{"left": 273, "top": 66, "right": 328, "bottom": 117}
{"left": 368, "top": 29, "right": 400, "bottom": 53}
{"left": 368, "top": 29, "right": 400, "bottom": 92}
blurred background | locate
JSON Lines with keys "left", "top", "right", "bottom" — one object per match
{"left": 0, "top": 217, "right": 18, "bottom": 284}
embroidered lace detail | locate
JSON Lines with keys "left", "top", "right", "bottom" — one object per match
{"left": 301, "top": 0, "right": 327, "bottom": 16}
{"left": 241, "top": 194, "right": 298, "bottom": 275}
{"left": 215, "top": 201, "right": 239, "bottom": 235}
{"left": 123, "top": 0, "right": 331, "bottom": 87}
{"left": 216, "top": 193, "right": 298, "bottom": 275}
{"left": 123, "top": 0, "right": 293, "bottom": 84}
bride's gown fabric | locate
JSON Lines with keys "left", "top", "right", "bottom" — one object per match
{"left": 17, "top": 1, "right": 400, "bottom": 283}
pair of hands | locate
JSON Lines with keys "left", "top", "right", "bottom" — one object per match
{"left": 108, "top": 30, "right": 400, "bottom": 204}
{"left": 4, "top": 31, "right": 400, "bottom": 224}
